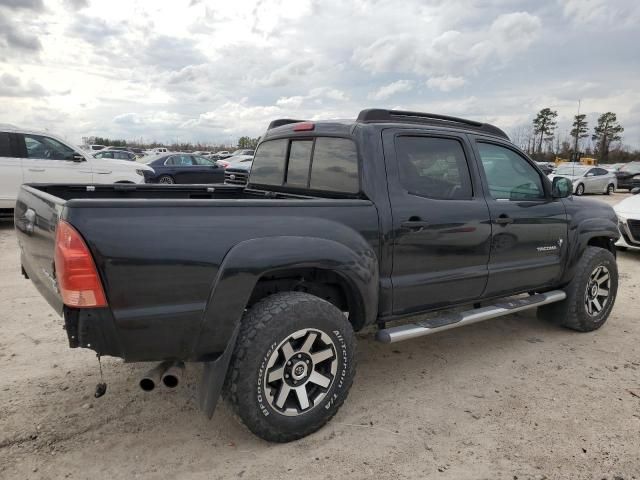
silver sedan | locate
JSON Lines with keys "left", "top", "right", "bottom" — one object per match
{"left": 548, "top": 165, "right": 617, "bottom": 195}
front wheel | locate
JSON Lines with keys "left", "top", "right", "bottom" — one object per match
{"left": 575, "top": 183, "right": 585, "bottom": 195}
{"left": 605, "top": 184, "right": 615, "bottom": 195}
{"left": 225, "top": 292, "right": 356, "bottom": 442}
{"left": 538, "top": 246, "right": 617, "bottom": 332}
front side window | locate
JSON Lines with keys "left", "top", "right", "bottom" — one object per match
{"left": 23, "top": 134, "right": 75, "bottom": 160}
{"left": 193, "top": 155, "right": 215, "bottom": 166}
{"left": 395, "top": 136, "right": 472, "bottom": 199}
{"left": 477, "top": 143, "right": 544, "bottom": 201}
{"left": 250, "top": 139, "right": 287, "bottom": 185}
{"left": 97, "top": 151, "right": 114, "bottom": 158}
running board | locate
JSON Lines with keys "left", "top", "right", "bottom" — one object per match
{"left": 376, "top": 290, "right": 566, "bottom": 344}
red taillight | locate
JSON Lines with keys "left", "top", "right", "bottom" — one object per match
{"left": 293, "top": 122, "right": 315, "bottom": 132}
{"left": 54, "top": 220, "right": 107, "bottom": 308}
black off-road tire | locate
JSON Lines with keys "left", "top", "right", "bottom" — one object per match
{"left": 224, "top": 292, "right": 356, "bottom": 443}
{"left": 538, "top": 246, "right": 617, "bottom": 332}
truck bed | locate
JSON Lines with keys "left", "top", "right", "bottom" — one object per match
{"left": 15, "top": 183, "right": 380, "bottom": 362}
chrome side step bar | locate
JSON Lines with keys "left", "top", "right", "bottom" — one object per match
{"left": 376, "top": 290, "right": 566, "bottom": 344}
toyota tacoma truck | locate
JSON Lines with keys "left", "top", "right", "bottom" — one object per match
{"left": 15, "top": 109, "right": 620, "bottom": 442}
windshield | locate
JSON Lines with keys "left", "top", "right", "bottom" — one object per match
{"left": 620, "top": 162, "right": 640, "bottom": 174}
{"left": 555, "top": 165, "right": 588, "bottom": 176}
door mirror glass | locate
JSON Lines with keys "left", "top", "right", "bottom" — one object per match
{"left": 552, "top": 176, "right": 572, "bottom": 198}
{"left": 72, "top": 153, "right": 85, "bottom": 162}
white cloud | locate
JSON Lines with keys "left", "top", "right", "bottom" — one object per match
{"left": 426, "top": 75, "right": 465, "bottom": 92}
{"left": 368, "top": 80, "right": 413, "bottom": 100}
{"left": 0, "top": 0, "right": 637, "bottom": 148}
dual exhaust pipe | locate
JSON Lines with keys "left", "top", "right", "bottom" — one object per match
{"left": 139, "top": 361, "right": 185, "bottom": 392}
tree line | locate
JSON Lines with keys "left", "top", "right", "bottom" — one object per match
{"left": 85, "top": 135, "right": 260, "bottom": 152}
{"left": 511, "top": 108, "right": 634, "bottom": 164}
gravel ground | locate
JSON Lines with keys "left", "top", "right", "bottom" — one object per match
{"left": 0, "top": 193, "right": 638, "bottom": 480}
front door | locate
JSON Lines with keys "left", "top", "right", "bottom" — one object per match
{"left": 193, "top": 155, "right": 224, "bottom": 183}
{"left": 384, "top": 130, "right": 492, "bottom": 316}
{"left": 471, "top": 139, "right": 568, "bottom": 297}
{"left": 19, "top": 133, "right": 93, "bottom": 184}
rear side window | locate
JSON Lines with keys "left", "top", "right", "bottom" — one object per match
{"left": 395, "top": 136, "right": 472, "bottom": 199}
{"left": 0, "top": 132, "right": 11, "bottom": 157}
{"left": 251, "top": 137, "right": 359, "bottom": 194}
{"left": 310, "top": 138, "right": 359, "bottom": 193}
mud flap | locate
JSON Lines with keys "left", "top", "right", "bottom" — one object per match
{"left": 198, "top": 324, "right": 240, "bottom": 418}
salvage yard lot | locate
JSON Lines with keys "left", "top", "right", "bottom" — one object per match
{"left": 1, "top": 193, "right": 638, "bottom": 479}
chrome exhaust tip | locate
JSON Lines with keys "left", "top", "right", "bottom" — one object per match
{"left": 139, "top": 361, "right": 172, "bottom": 392}
{"left": 161, "top": 361, "right": 185, "bottom": 388}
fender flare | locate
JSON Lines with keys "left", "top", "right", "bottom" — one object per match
{"left": 191, "top": 235, "right": 379, "bottom": 360}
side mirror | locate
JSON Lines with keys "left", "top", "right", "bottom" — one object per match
{"left": 72, "top": 153, "right": 85, "bottom": 162}
{"left": 552, "top": 177, "right": 573, "bottom": 198}
{"left": 586, "top": 172, "right": 594, "bottom": 177}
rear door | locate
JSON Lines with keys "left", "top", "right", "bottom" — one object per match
{"left": 470, "top": 138, "right": 568, "bottom": 297}
{"left": 19, "top": 133, "right": 93, "bottom": 184}
{"left": 0, "top": 132, "right": 23, "bottom": 209}
{"left": 383, "top": 129, "right": 492, "bottom": 315}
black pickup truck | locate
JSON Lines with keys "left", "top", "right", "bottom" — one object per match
{"left": 15, "top": 109, "right": 620, "bottom": 442}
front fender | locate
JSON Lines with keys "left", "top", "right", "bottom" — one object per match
{"left": 190, "top": 235, "right": 379, "bottom": 360}
{"left": 561, "top": 217, "right": 619, "bottom": 284}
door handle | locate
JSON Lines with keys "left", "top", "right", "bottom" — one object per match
{"left": 401, "top": 219, "right": 430, "bottom": 231}
{"left": 28, "top": 168, "right": 45, "bottom": 172}
{"left": 495, "top": 215, "right": 514, "bottom": 225}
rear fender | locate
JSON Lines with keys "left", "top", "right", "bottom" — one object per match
{"left": 191, "top": 236, "right": 379, "bottom": 360}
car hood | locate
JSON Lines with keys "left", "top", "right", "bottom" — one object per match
{"left": 548, "top": 173, "right": 582, "bottom": 181}
{"left": 614, "top": 193, "right": 640, "bottom": 215}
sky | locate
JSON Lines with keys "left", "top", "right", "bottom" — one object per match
{"left": 0, "top": 0, "right": 639, "bottom": 148}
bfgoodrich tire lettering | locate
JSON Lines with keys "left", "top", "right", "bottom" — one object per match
{"left": 224, "top": 292, "right": 356, "bottom": 442}
{"left": 538, "top": 246, "right": 618, "bottom": 332}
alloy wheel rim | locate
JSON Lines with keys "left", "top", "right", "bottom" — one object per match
{"left": 584, "top": 265, "right": 611, "bottom": 316}
{"left": 159, "top": 176, "right": 173, "bottom": 184}
{"left": 263, "top": 328, "right": 337, "bottom": 417}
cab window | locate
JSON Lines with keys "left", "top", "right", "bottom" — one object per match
{"left": 23, "top": 134, "right": 75, "bottom": 161}
{"left": 477, "top": 143, "right": 544, "bottom": 201}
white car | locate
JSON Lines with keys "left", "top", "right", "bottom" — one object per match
{"left": 614, "top": 189, "right": 640, "bottom": 250}
{"left": 0, "top": 126, "right": 154, "bottom": 210}
{"left": 548, "top": 165, "right": 617, "bottom": 196}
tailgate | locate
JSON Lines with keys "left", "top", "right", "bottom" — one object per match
{"left": 14, "top": 185, "right": 66, "bottom": 314}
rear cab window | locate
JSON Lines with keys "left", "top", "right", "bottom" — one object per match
{"left": 250, "top": 136, "right": 359, "bottom": 195}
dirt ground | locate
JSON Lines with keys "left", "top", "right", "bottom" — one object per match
{"left": 1, "top": 193, "right": 638, "bottom": 480}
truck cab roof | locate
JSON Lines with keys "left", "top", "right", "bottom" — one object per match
{"left": 263, "top": 108, "right": 509, "bottom": 141}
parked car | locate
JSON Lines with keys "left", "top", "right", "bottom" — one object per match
{"left": 94, "top": 149, "right": 137, "bottom": 161}
{"left": 614, "top": 187, "right": 640, "bottom": 250}
{"left": 548, "top": 165, "right": 616, "bottom": 195}
{"left": 144, "top": 152, "right": 224, "bottom": 184}
{"left": 224, "top": 156, "right": 253, "bottom": 185}
{"left": 603, "top": 163, "right": 624, "bottom": 173}
{"left": 0, "top": 126, "right": 153, "bottom": 215}
{"left": 615, "top": 162, "right": 640, "bottom": 191}
{"left": 535, "top": 161, "right": 554, "bottom": 175}
{"left": 14, "top": 109, "right": 620, "bottom": 443}
{"left": 230, "top": 149, "right": 255, "bottom": 157}
{"left": 85, "top": 144, "right": 106, "bottom": 151}
{"left": 153, "top": 147, "right": 168, "bottom": 154}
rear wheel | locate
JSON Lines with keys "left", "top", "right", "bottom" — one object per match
{"left": 606, "top": 184, "right": 615, "bottom": 195}
{"left": 575, "top": 183, "right": 585, "bottom": 195}
{"left": 538, "top": 246, "right": 617, "bottom": 332}
{"left": 225, "top": 292, "right": 356, "bottom": 442}
{"left": 158, "top": 175, "right": 175, "bottom": 184}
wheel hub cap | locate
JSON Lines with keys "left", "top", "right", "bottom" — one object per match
{"left": 263, "top": 328, "right": 338, "bottom": 417}
{"left": 584, "top": 265, "right": 611, "bottom": 316}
